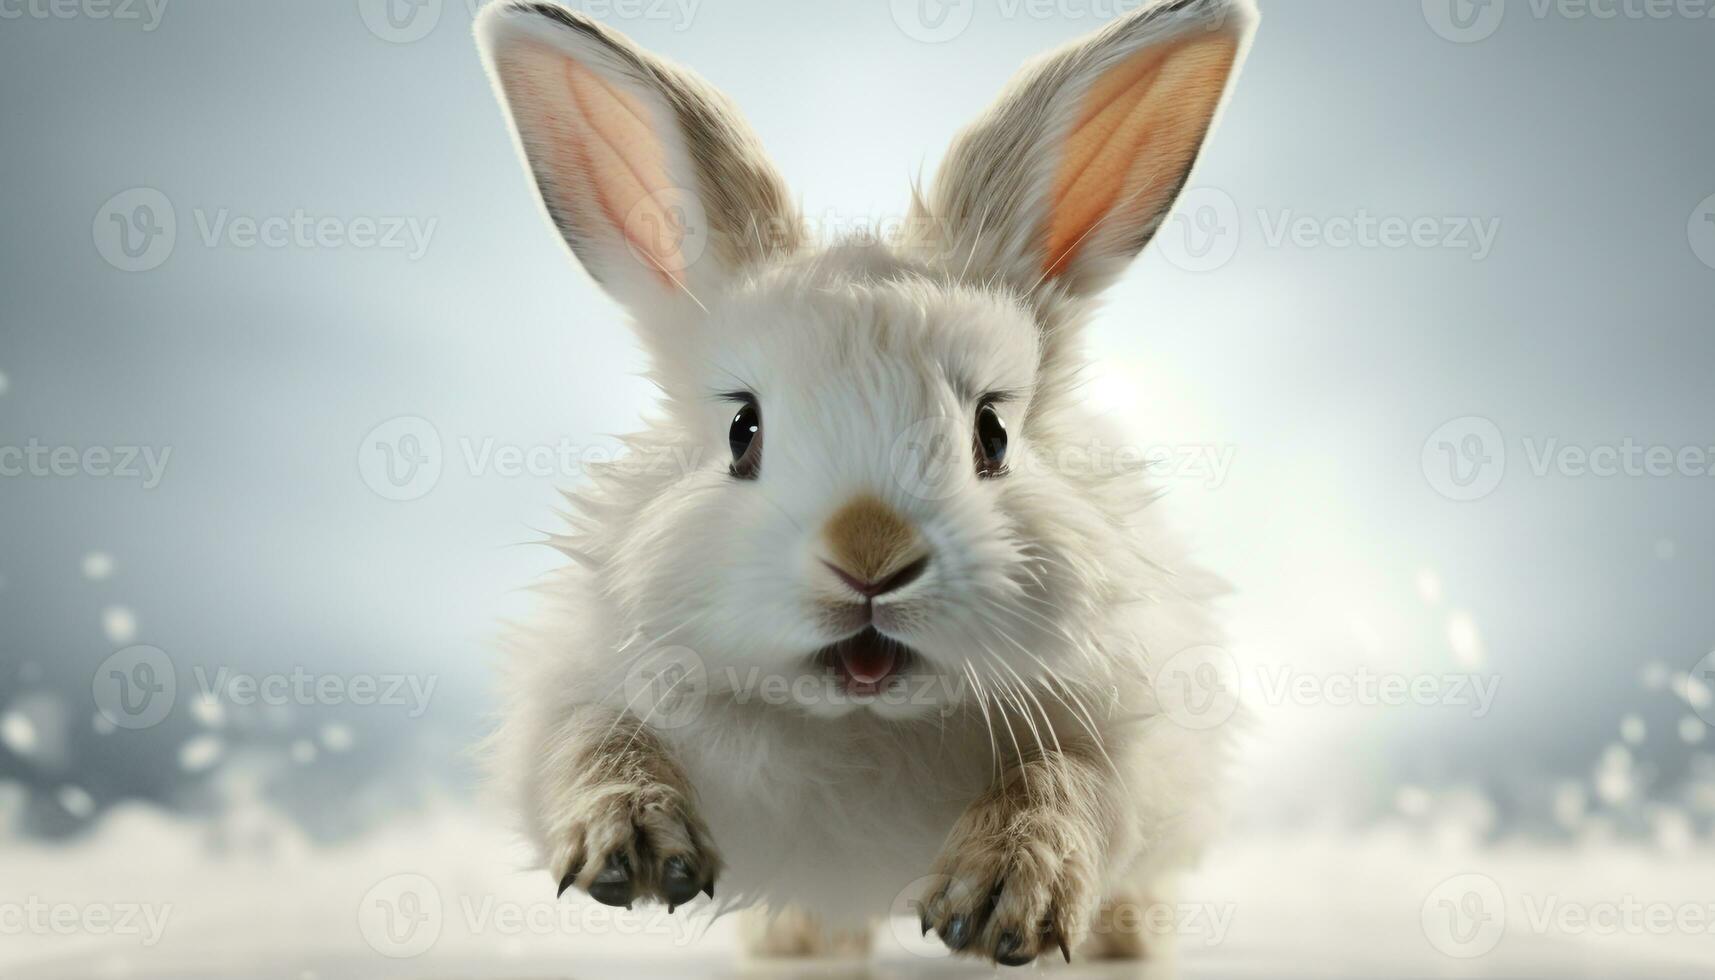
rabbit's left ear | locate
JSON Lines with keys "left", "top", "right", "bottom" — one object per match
{"left": 477, "top": 4, "right": 800, "bottom": 320}
{"left": 912, "top": 0, "right": 1256, "bottom": 298}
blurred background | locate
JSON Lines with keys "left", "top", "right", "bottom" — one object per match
{"left": 3, "top": 0, "right": 1714, "bottom": 976}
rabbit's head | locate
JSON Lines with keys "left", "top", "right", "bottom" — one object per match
{"left": 478, "top": 0, "right": 1254, "bottom": 721}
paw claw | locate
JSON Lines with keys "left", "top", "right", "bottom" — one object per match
{"left": 941, "top": 912, "right": 979, "bottom": 951}
{"left": 552, "top": 781, "right": 721, "bottom": 910}
{"left": 995, "top": 930, "right": 1034, "bottom": 967}
{"left": 661, "top": 855, "right": 702, "bottom": 906}
{"left": 587, "top": 852, "right": 636, "bottom": 908}
{"left": 919, "top": 793, "right": 1096, "bottom": 965}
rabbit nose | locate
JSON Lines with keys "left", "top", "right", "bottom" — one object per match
{"left": 820, "top": 496, "right": 929, "bottom": 599}
{"left": 822, "top": 554, "right": 930, "bottom": 599}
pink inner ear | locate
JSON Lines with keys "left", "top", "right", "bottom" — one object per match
{"left": 1043, "top": 35, "right": 1239, "bottom": 281}
{"left": 504, "top": 41, "right": 685, "bottom": 287}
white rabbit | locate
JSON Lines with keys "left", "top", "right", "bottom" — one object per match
{"left": 475, "top": 0, "right": 1255, "bottom": 966}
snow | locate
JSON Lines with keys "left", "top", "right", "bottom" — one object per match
{"left": 3, "top": 801, "right": 1715, "bottom": 979}
{"left": 100, "top": 607, "right": 138, "bottom": 646}
{"left": 81, "top": 552, "right": 116, "bottom": 582}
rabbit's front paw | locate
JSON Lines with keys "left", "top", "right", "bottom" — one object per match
{"left": 918, "top": 783, "right": 1101, "bottom": 966}
{"left": 551, "top": 780, "right": 721, "bottom": 912}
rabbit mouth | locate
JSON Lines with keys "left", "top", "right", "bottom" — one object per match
{"left": 816, "top": 627, "right": 917, "bottom": 695}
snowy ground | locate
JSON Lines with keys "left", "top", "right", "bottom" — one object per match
{"left": 6, "top": 799, "right": 1715, "bottom": 979}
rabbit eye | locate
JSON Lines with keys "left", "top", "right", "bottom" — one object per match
{"left": 974, "top": 401, "right": 1008, "bottom": 478}
{"left": 729, "top": 398, "right": 761, "bottom": 479}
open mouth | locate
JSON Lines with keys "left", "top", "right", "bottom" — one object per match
{"left": 815, "top": 627, "right": 917, "bottom": 695}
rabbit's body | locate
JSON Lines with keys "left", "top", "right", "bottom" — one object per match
{"left": 476, "top": 0, "right": 1255, "bottom": 965}
{"left": 491, "top": 248, "right": 1232, "bottom": 947}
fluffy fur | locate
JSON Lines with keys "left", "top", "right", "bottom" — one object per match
{"left": 475, "top": 0, "right": 1256, "bottom": 965}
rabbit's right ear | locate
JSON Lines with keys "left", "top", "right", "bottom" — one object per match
{"left": 477, "top": 3, "right": 801, "bottom": 320}
{"left": 910, "top": 0, "right": 1256, "bottom": 300}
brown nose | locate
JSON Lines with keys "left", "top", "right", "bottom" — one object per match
{"left": 821, "top": 496, "right": 929, "bottom": 599}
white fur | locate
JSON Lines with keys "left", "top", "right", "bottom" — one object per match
{"left": 477, "top": 0, "right": 1256, "bottom": 943}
